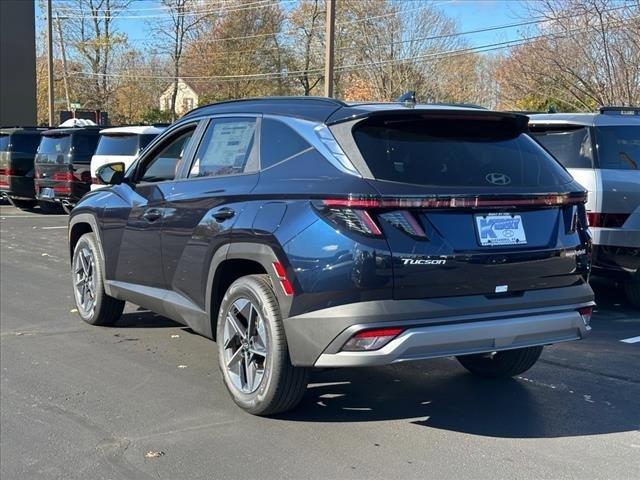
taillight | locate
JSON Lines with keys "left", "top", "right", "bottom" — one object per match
{"left": 0, "top": 168, "right": 14, "bottom": 176}
{"left": 342, "top": 327, "right": 404, "bottom": 351}
{"left": 272, "top": 261, "right": 294, "bottom": 296}
{"left": 578, "top": 306, "right": 593, "bottom": 326}
{"left": 318, "top": 200, "right": 382, "bottom": 236}
{"left": 53, "top": 171, "right": 75, "bottom": 182}
{"left": 586, "top": 212, "right": 629, "bottom": 228}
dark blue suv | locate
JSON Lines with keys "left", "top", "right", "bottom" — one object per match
{"left": 68, "top": 97, "right": 595, "bottom": 415}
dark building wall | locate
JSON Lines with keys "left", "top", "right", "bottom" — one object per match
{"left": 0, "top": 0, "right": 37, "bottom": 126}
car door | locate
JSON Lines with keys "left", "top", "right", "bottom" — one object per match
{"left": 105, "top": 121, "right": 202, "bottom": 289}
{"left": 161, "top": 115, "right": 260, "bottom": 309}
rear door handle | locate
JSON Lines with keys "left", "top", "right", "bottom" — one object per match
{"left": 212, "top": 208, "right": 235, "bottom": 222}
{"left": 143, "top": 208, "right": 163, "bottom": 222}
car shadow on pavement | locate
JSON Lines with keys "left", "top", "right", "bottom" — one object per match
{"left": 278, "top": 359, "right": 639, "bottom": 439}
{"left": 114, "top": 309, "right": 183, "bottom": 329}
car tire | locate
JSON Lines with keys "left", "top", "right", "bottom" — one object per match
{"left": 38, "top": 201, "right": 63, "bottom": 214}
{"left": 72, "top": 232, "right": 124, "bottom": 326}
{"left": 7, "top": 198, "right": 37, "bottom": 210}
{"left": 456, "top": 346, "right": 543, "bottom": 378}
{"left": 216, "top": 274, "right": 309, "bottom": 416}
{"left": 624, "top": 272, "right": 640, "bottom": 308}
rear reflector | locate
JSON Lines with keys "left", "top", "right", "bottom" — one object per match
{"left": 586, "top": 212, "right": 629, "bottom": 228}
{"left": 272, "top": 261, "right": 294, "bottom": 296}
{"left": 578, "top": 306, "right": 593, "bottom": 326}
{"left": 342, "top": 327, "right": 404, "bottom": 351}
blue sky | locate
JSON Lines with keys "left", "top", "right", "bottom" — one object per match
{"left": 39, "top": 0, "right": 533, "bottom": 49}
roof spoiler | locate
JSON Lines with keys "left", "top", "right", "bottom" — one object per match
{"left": 327, "top": 107, "right": 529, "bottom": 132}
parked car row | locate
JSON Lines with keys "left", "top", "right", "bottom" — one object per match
{"left": 528, "top": 107, "right": 640, "bottom": 306}
{"left": 0, "top": 124, "right": 165, "bottom": 213}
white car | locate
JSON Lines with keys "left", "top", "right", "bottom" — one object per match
{"left": 90, "top": 126, "right": 165, "bottom": 190}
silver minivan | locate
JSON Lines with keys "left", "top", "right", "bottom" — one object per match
{"left": 529, "top": 108, "right": 640, "bottom": 306}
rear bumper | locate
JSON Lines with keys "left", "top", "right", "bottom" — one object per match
{"left": 315, "top": 309, "right": 590, "bottom": 367}
{"left": 284, "top": 283, "right": 595, "bottom": 367}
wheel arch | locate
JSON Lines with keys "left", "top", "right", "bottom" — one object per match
{"left": 205, "top": 242, "right": 293, "bottom": 340}
{"left": 68, "top": 213, "right": 105, "bottom": 269}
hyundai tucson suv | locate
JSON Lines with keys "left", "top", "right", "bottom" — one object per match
{"left": 68, "top": 97, "right": 594, "bottom": 415}
{"left": 90, "top": 125, "right": 165, "bottom": 190}
{"left": 529, "top": 108, "right": 639, "bottom": 306}
{"left": 0, "top": 127, "right": 47, "bottom": 209}
{"left": 35, "top": 126, "right": 100, "bottom": 213}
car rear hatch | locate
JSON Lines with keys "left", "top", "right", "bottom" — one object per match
{"left": 331, "top": 110, "right": 591, "bottom": 300}
{"left": 35, "top": 132, "right": 74, "bottom": 199}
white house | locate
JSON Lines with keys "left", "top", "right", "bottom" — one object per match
{"left": 159, "top": 78, "right": 199, "bottom": 115}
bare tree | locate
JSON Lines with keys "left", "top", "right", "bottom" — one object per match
{"left": 151, "top": 0, "right": 209, "bottom": 121}
{"left": 61, "top": 0, "right": 131, "bottom": 111}
{"left": 497, "top": 0, "right": 640, "bottom": 110}
{"left": 289, "top": 0, "right": 324, "bottom": 95}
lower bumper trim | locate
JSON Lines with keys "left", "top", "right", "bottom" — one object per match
{"left": 314, "top": 310, "right": 590, "bottom": 368}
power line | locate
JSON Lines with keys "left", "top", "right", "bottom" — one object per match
{"left": 57, "top": 0, "right": 292, "bottom": 19}
{"left": 66, "top": 15, "right": 637, "bottom": 82}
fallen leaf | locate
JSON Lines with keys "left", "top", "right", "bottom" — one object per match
{"left": 178, "top": 365, "right": 188, "bottom": 369}
{"left": 171, "top": 334, "right": 180, "bottom": 338}
{"left": 15, "top": 332, "right": 23, "bottom": 336}
{"left": 145, "top": 450, "right": 164, "bottom": 459}
{"left": 41, "top": 253, "right": 49, "bottom": 257}
{"left": 70, "top": 308, "right": 78, "bottom": 313}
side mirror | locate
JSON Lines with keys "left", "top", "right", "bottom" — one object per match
{"left": 96, "top": 162, "right": 125, "bottom": 185}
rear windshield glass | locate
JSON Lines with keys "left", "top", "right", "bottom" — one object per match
{"left": 73, "top": 134, "right": 99, "bottom": 157}
{"left": 39, "top": 135, "right": 72, "bottom": 155}
{"left": 353, "top": 117, "right": 573, "bottom": 187}
{"left": 95, "top": 134, "right": 140, "bottom": 156}
{"left": 530, "top": 126, "right": 594, "bottom": 168}
{"left": 595, "top": 126, "right": 639, "bottom": 170}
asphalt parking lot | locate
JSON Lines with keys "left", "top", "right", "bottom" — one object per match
{"left": 1, "top": 203, "right": 639, "bottom": 480}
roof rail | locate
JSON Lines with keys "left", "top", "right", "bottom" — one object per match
{"left": 599, "top": 106, "right": 640, "bottom": 116}
{"left": 183, "top": 96, "right": 347, "bottom": 117}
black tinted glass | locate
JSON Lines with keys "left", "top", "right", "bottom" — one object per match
{"left": 139, "top": 134, "right": 158, "bottom": 150}
{"left": 72, "top": 134, "right": 99, "bottom": 157}
{"left": 11, "top": 134, "right": 42, "bottom": 153}
{"left": 530, "top": 126, "right": 594, "bottom": 168}
{"left": 189, "top": 118, "right": 256, "bottom": 178}
{"left": 96, "top": 134, "right": 140, "bottom": 156}
{"left": 595, "top": 126, "right": 640, "bottom": 170}
{"left": 260, "top": 118, "right": 311, "bottom": 169}
{"left": 141, "top": 130, "right": 194, "bottom": 182}
{"left": 353, "top": 117, "right": 573, "bottom": 187}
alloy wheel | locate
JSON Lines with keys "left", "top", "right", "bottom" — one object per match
{"left": 73, "top": 246, "right": 96, "bottom": 317}
{"left": 222, "top": 298, "right": 269, "bottom": 394}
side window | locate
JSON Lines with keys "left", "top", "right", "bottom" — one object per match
{"left": 139, "top": 129, "right": 195, "bottom": 183}
{"left": 189, "top": 118, "right": 256, "bottom": 178}
{"left": 595, "top": 126, "right": 639, "bottom": 170}
{"left": 260, "top": 118, "right": 311, "bottom": 169}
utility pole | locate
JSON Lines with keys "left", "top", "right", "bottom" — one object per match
{"left": 46, "top": 0, "right": 55, "bottom": 126}
{"left": 324, "top": 0, "right": 336, "bottom": 98}
{"left": 56, "top": 13, "right": 71, "bottom": 111}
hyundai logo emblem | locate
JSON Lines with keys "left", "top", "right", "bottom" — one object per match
{"left": 485, "top": 172, "right": 511, "bottom": 185}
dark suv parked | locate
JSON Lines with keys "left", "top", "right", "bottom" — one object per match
{"left": 35, "top": 126, "right": 100, "bottom": 213}
{"left": 0, "top": 127, "right": 46, "bottom": 209}
{"left": 69, "top": 97, "right": 595, "bottom": 415}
